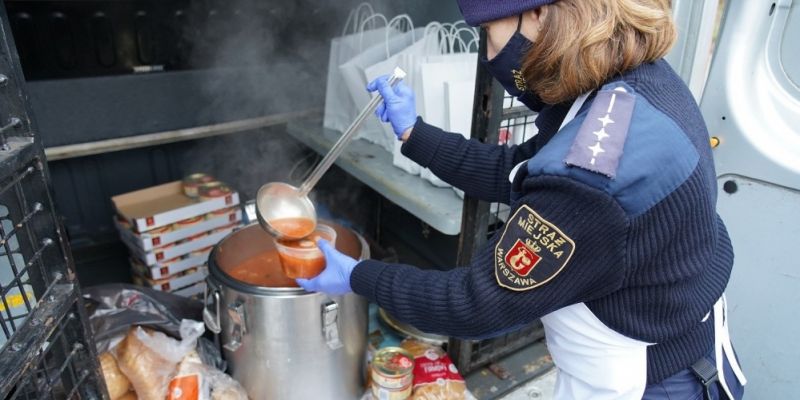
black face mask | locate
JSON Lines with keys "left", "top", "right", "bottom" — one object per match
{"left": 480, "top": 16, "right": 544, "bottom": 111}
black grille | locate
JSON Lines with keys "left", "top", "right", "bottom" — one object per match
{"left": 0, "top": 1, "right": 107, "bottom": 397}
{"left": 448, "top": 29, "right": 548, "bottom": 376}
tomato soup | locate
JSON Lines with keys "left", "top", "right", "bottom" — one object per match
{"left": 270, "top": 217, "right": 316, "bottom": 238}
{"left": 274, "top": 224, "right": 337, "bottom": 279}
{"left": 226, "top": 250, "right": 299, "bottom": 287}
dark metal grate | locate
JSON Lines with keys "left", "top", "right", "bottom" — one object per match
{"left": 0, "top": 146, "right": 107, "bottom": 399}
{"left": 7, "top": 297, "right": 98, "bottom": 400}
{"left": 449, "top": 28, "right": 548, "bottom": 376}
{"left": 0, "top": 159, "right": 56, "bottom": 346}
{"left": 487, "top": 94, "right": 539, "bottom": 234}
{"left": 0, "top": 1, "right": 107, "bottom": 398}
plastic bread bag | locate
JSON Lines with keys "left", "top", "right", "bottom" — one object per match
{"left": 113, "top": 319, "right": 204, "bottom": 400}
{"left": 167, "top": 350, "right": 249, "bottom": 400}
{"left": 99, "top": 351, "right": 132, "bottom": 399}
{"left": 83, "top": 284, "right": 203, "bottom": 353}
{"left": 400, "top": 339, "right": 467, "bottom": 400}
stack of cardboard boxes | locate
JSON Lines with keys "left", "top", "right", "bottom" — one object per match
{"left": 112, "top": 179, "right": 242, "bottom": 297}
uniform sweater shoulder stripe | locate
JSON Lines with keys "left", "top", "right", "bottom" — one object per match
{"left": 526, "top": 88, "right": 699, "bottom": 218}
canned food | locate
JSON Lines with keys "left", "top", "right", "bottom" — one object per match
{"left": 183, "top": 173, "right": 216, "bottom": 198}
{"left": 186, "top": 232, "right": 208, "bottom": 242}
{"left": 212, "top": 223, "right": 239, "bottom": 235}
{"left": 198, "top": 182, "right": 233, "bottom": 201}
{"left": 173, "top": 215, "right": 204, "bottom": 230}
{"left": 153, "top": 242, "right": 176, "bottom": 262}
{"left": 116, "top": 215, "right": 132, "bottom": 230}
{"left": 371, "top": 347, "right": 414, "bottom": 400}
{"left": 149, "top": 224, "right": 172, "bottom": 234}
{"left": 190, "top": 246, "right": 213, "bottom": 258}
{"left": 207, "top": 206, "right": 237, "bottom": 220}
{"left": 147, "top": 225, "right": 172, "bottom": 247}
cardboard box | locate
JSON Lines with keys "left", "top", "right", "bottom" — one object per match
{"left": 112, "top": 181, "right": 240, "bottom": 233}
{"left": 122, "top": 225, "right": 238, "bottom": 266}
{"left": 130, "top": 251, "right": 210, "bottom": 280}
{"left": 173, "top": 281, "right": 206, "bottom": 298}
{"left": 132, "top": 266, "right": 208, "bottom": 292}
{"left": 115, "top": 208, "right": 242, "bottom": 251}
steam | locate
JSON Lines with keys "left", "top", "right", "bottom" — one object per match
{"left": 174, "top": 0, "right": 459, "bottom": 228}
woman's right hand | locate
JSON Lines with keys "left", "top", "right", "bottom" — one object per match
{"left": 367, "top": 75, "right": 418, "bottom": 140}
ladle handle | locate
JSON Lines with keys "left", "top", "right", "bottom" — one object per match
{"left": 298, "top": 67, "right": 407, "bottom": 196}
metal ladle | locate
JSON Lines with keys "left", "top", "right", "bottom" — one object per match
{"left": 256, "top": 67, "right": 407, "bottom": 240}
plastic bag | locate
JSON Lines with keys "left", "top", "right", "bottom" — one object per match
{"left": 401, "top": 339, "right": 467, "bottom": 400}
{"left": 113, "top": 320, "right": 205, "bottom": 400}
{"left": 84, "top": 284, "right": 203, "bottom": 353}
{"left": 99, "top": 351, "right": 132, "bottom": 399}
{"left": 167, "top": 350, "right": 248, "bottom": 400}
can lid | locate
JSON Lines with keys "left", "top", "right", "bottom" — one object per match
{"left": 372, "top": 347, "right": 414, "bottom": 376}
{"left": 183, "top": 173, "right": 215, "bottom": 185}
{"left": 199, "top": 182, "right": 232, "bottom": 198}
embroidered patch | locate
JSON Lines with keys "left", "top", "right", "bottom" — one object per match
{"left": 495, "top": 205, "right": 576, "bottom": 291}
{"left": 565, "top": 86, "right": 636, "bottom": 178}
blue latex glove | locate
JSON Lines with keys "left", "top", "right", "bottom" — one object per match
{"left": 296, "top": 239, "right": 358, "bottom": 295}
{"left": 366, "top": 75, "right": 418, "bottom": 139}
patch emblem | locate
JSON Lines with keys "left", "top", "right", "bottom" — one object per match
{"left": 495, "top": 205, "right": 575, "bottom": 291}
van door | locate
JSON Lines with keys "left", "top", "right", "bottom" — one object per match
{"left": 700, "top": 1, "right": 800, "bottom": 398}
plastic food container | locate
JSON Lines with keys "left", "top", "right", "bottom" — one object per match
{"left": 274, "top": 224, "right": 337, "bottom": 279}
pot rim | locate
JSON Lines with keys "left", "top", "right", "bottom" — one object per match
{"left": 207, "top": 222, "right": 369, "bottom": 297}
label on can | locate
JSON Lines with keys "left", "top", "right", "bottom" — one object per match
{"left": 372, "top": 384, "right": 412, "bottom": 400}
{"left": 371, "top": 347, "right": 414, "bottom": 398}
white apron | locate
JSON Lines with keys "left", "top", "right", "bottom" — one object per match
{"left": 507, "top": 91, "right": 746, "bottom": 399}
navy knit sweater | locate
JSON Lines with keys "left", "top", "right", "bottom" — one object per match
{"left": 350, "top": 60, "right": 733, "bottom": 384}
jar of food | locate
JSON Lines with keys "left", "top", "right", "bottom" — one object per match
{"left": 207, "top": 206, "right": 238, "bottom": 223}
{"left": 274, "top": 224, "right": 336, "bottom": 279}
{"left": 147, "top": 224, "right": 172, "bottom": 235}
{"left": 371, "top": 347, "right": 414, "bottom": 400}
{"left": 183, "top": 173, "right": 217, "bottom": 198}
{"left": 212, "top": 223, "right": 239, "bottom": 235}
{"left": 190, "top": 246, "right": 213, "bottom": 258}
{"left": 173, "top": 215, "right": 204, "bottom": 231}
{"left": 146, "top": 224, "right": 173, "bottom": 246}
{"left": 198, "top": 182, "right": 232, "bottom": 201}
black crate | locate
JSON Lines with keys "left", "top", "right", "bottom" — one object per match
{"left": 0, "top": 1, "right": 107, "bottom": 397}
{"left": 448, "top": 30, "right": 548, "bottom": 375}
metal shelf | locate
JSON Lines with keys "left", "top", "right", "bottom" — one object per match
{"left": 287, "top": 118, "right": 463, "bottom": 235}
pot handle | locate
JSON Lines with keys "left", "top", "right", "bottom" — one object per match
{"left": 322, "top": 301, "right": 343, "bottom": 350}
{"left": 203, "top": 279, "right": 222, "bottom": 334}
{"left": 224, "top": 300, "right": 247, "bottom": 352}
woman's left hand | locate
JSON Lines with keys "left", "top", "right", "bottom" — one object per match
{"left": 296, "top": 240, "right": 358, "bottom": 295}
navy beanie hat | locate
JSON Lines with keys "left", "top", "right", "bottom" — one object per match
{"left": 456, "top": 0, "right": 559, "bottom": 26}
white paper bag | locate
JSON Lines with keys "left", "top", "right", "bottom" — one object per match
{"left": 339, "top": 15, "right": 422, "bottom": 150}
{"left": 324, "top": 4, "right": 396, "bottom": 134}
{"left": 365, "top": 23, "right": 446, "bottom": 174}
{"left": 419, "top": 53, "right": 478, "bottom": 187}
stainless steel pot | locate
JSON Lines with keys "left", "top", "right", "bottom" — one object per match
{"left": 204, "top": 223, "right": 368, "bottom": 399}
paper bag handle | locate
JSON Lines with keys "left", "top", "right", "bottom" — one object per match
{"left": 343, "top": 2, "right": 376, "bottom": 36}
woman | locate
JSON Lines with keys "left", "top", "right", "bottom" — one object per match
{"left": 299, "top": 0, "right": 746, "bottom": 398}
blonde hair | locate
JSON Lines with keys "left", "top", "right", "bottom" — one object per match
{"left": 522, "top": 0, "right": 676, "bottom": 104}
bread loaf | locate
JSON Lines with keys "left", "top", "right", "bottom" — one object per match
{"left": 99, "top": 351, "right": 131, "bottom": 399}
{"left": 114, "top": 328, "right": 178, "bottom": 400}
